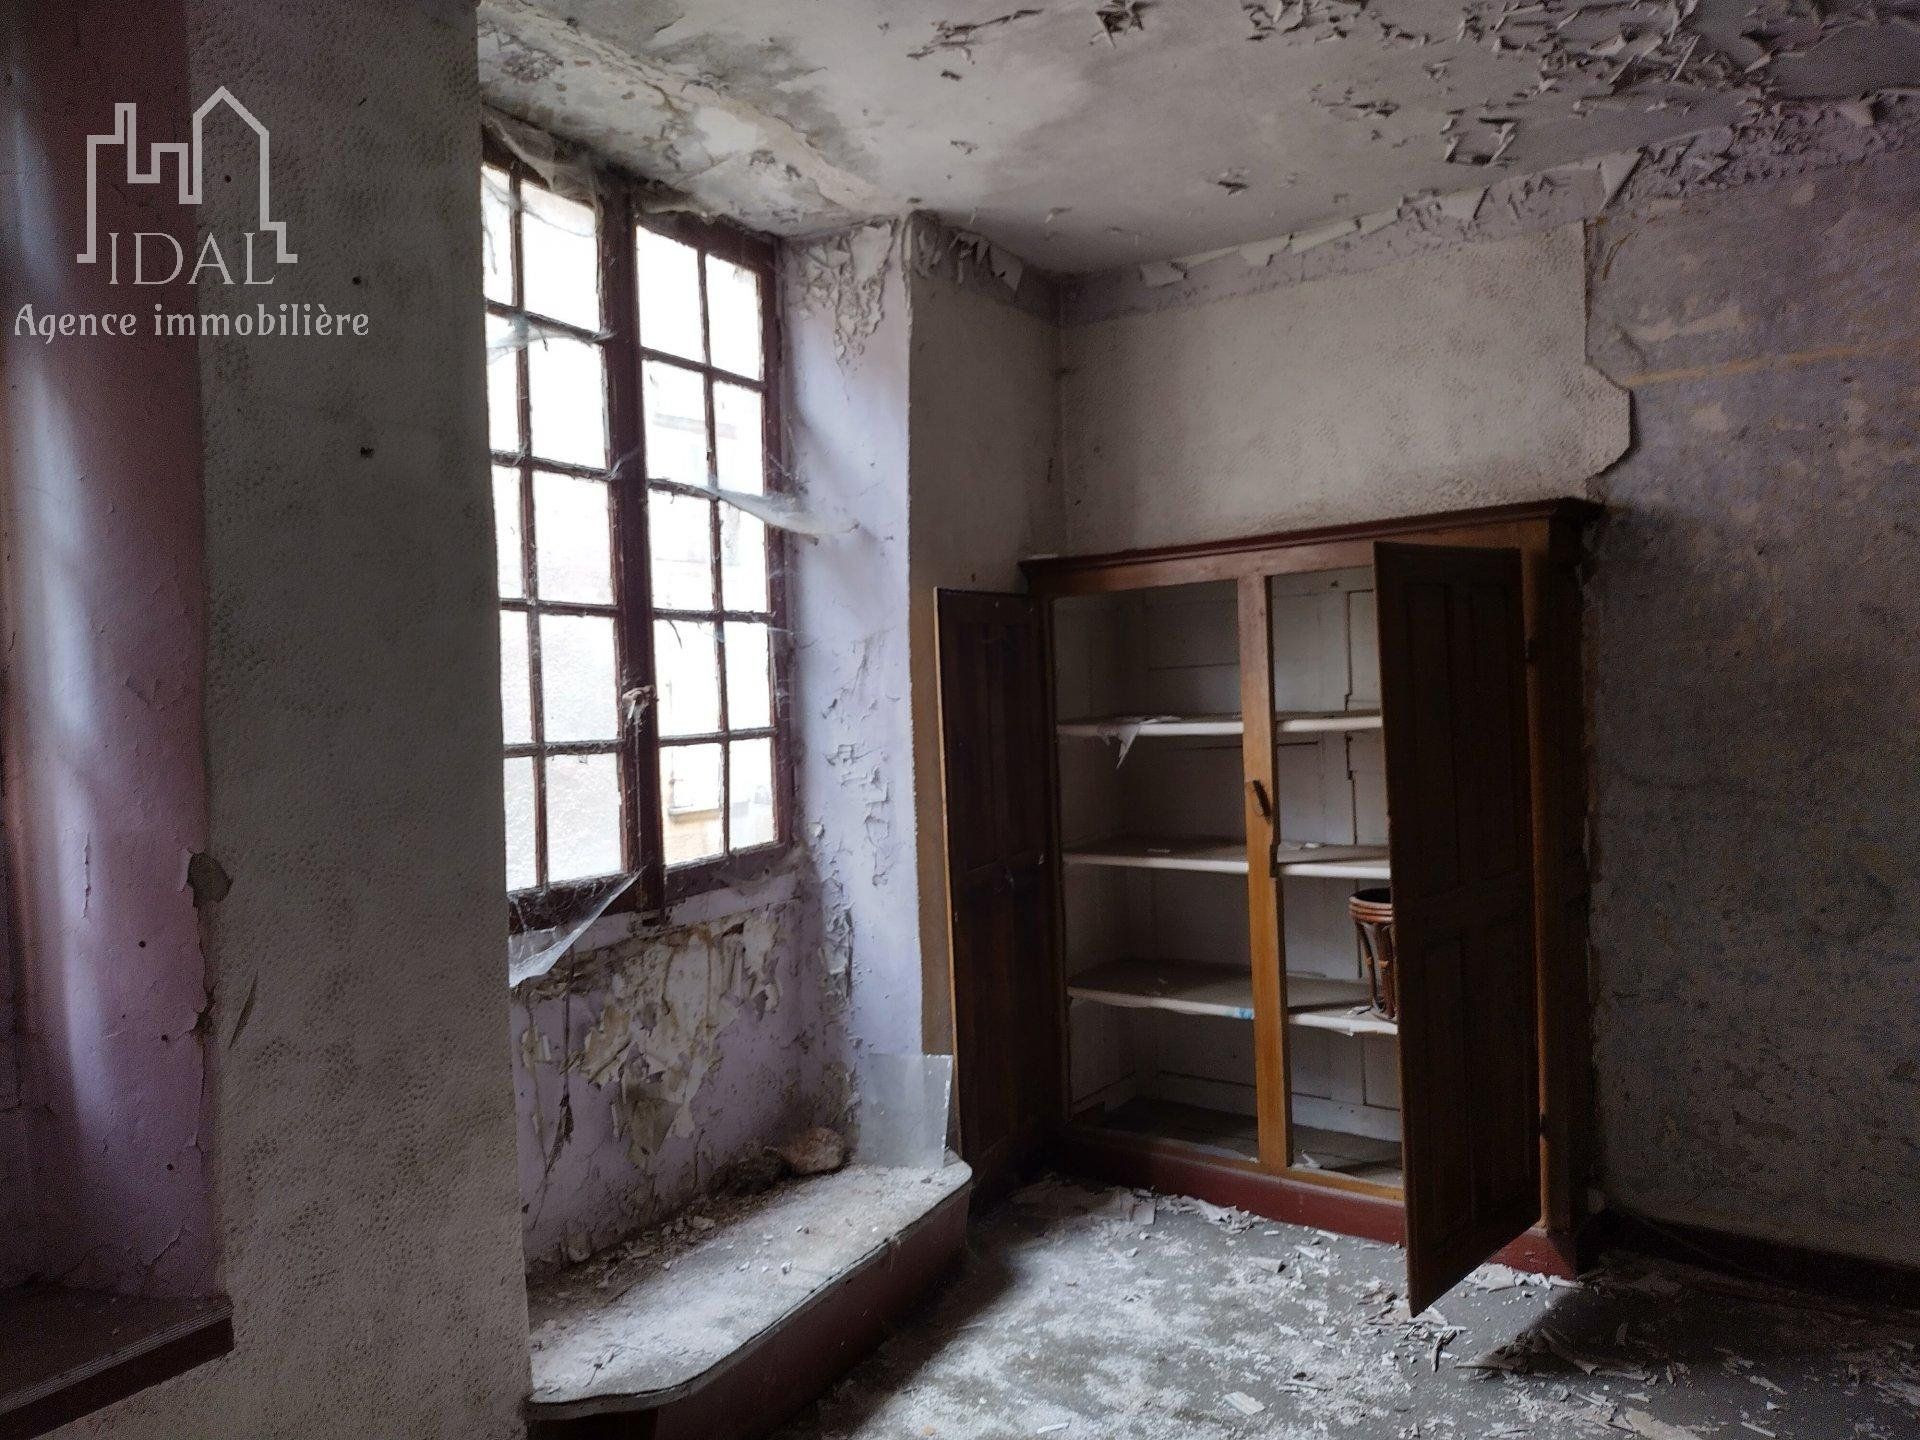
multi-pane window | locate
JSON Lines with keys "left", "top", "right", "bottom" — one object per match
{"left": 482, "top": 139, "right": 786, "bottom": 920}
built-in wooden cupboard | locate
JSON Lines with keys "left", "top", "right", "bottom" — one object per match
{"left": 936, "top": 500, "right": 1599, "bottom": 1312}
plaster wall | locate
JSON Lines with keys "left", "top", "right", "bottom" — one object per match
{"left": 1582, "top": 151, "right": 1920, "bottom": 1265}
{"left": 0, "top": 0, "right": 216, "bottom": 1298}
{"left": 49, "top": 0, "right": 530, "bottom": 1434}
{"left": 1052, "top": 148, "right": 1920, "bottom": 1267}
{"left": 783, "top": 223, "right": 922, "bottom": 1076}
{"left": 904, "top": 250, "right": 1061, "bottom": 1056}
{"left": 1059, "top": 224, "right": 1630, "bottom": 553}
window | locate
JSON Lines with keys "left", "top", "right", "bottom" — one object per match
{"left": 483, "top": 137, "right": 787, "bottom": 923}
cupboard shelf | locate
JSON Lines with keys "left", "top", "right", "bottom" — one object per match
{"left": 1062, "top": 836, "right": 1246, "bottom": 873}
{"left": 1279, "top": 845, "right": 1390, "bottom": 881}
{"left": 1067, "top": 962, "right": 1399, "bottom": 1037}
{"left": 1291, "top": 1005, "right": 1399, "bottom": 1038}
{"left": 1056, "top": 709, "right": 1382, "bottom": 741}
{"left": 1062, "top": 837, "right": 1390, "bottom": 879}
{"left": 1068, "top": 960, "right": 1254, "bottom": 1019}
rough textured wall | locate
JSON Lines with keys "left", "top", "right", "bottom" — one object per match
{"left": 904, "top": 235, "right": 1061, "bottom": 1055}
{"left": 1583, "top": 150, "right": 1920, "bottom": 1265}
{"left": 511, "top": 877, "right": 832, "bottom": 1270}
{"left": 1059, "top": 225, "right": 1629, "bottom": 553}
{"left": 783, "top": 223, "right": 921, "bottom": 1077}
{"left": 60, "top": 0, "right": 530, "bottom": 1435}
{"left": 0, "top": 0, "right": 217, "bottom": 1298}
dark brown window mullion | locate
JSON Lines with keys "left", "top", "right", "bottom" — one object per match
{"left": 604, "top": 184, "right": 666, "bottom": 914}
{"left": 694, "top": 243, "right": 733, "bottom": 858}
{"left": 507, "top": 165, "right": 550, "bottom": 890}
{"left": 704, "top": 459, "right": 733, "bottom": 856}
{"left": 759, "top": 251, "right": 794, "bottom": 853}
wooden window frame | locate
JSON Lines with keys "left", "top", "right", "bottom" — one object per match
{"left": 485, "top": 132, "right": 793, "bottom": 932}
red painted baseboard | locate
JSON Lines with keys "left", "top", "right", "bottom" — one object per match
{"left": 1055, "top": 1128, "right": 1585, "bottom": 1284}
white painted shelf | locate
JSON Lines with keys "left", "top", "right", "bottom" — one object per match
{"left": 1276, "top": 843, "right": 1390, "bottom": 881}
{"left": 1056, "top": 710, "right": 1382, "bottom": 741}
{"left": 1068, "top": 960, "right": 1254, "bottom": 1020}
{"left": 1277, "top": 710, "right": 1383, "bottom": 734}
{"left": 1067, "top": 962, "right": 1398, "bottom": 1039}
{"left": 1062, "top": 838, "right": 1390, "bottom": 880}
{"left": 1063, "top": 836, "right": 1247, "bottom": 874}
{"left": 1291, "top": 1004, "right": 1399, "bottom": 1038}
{"left": 1057, "top": 713, "right": 1240, "bottom": 739}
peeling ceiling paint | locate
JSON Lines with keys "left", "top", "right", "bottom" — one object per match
{"left": 478, "top": 0, "right": 1920, "bottom": 272}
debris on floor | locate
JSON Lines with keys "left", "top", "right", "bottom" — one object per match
{"left": 771, "top": 1177, "right": 1920, "bottom": 1440}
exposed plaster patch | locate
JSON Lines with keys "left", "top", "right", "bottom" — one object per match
{"left": 787, "top": 222, "right": 901, "bottom": 362}
{"left": 905, "top": 213, "right": 1041, "bottom": 308}
{"left": 522, "top": 909, "right": 786, "bottom": 1168}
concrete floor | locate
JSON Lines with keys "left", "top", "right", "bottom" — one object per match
{"left": 772, "top": 1178, "right": 1920, "bottom": 1440}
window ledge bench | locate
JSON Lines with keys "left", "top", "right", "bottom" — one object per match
{"left": 0, "top": 1287, "right": 233, "bottom": 1440}
{"left": 525, "top": 1159, "right": 973, "bottom": 1440}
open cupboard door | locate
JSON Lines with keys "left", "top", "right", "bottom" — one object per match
{"left": 935, "top": 590, "right": 1061, "bottom": 1197}
{"left": 1374, "top": 543, "right": 1541, "bottom": 1313}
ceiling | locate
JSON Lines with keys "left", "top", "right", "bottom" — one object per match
{"left": 478, "top": 0, "right": 1920, "bottom": 273}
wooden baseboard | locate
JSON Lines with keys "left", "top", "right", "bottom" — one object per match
{"left": 1058, "top": 1127, "right": 1406, "bottom": 1242}
{"left": 1592, "top": 1209, "right": 1920, "bottom": 1312}
{"left": 1054, "top": 1127, "right": 1586, "bottom": 1284}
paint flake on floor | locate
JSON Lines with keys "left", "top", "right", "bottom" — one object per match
{"left": 770, "top": 1177, "right": 1920, "bottom": 1440}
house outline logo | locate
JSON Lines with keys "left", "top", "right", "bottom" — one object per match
{"left": 77, "top": 86, "right": 296, "bottom": 267}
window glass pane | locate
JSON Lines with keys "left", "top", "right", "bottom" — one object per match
{"left": 504, "top": 757, "right": 537, "bottom": 890}
{"left": 713, "top": 383, "right": 763, "bottom": 496}
{"left": 493, "top": 466, "right": 524, "bottom": 599}
{"left": 527, "top": 334, "right": 607, "bottom": 469}
{"left": 724, "top": 623, "right": 772, "bottom": 730}
{"left": 642, "top": 362, "right": 708, "bottom": 486}
{"left": 660, "top": 744, "right": 723, "bottom": 865}
{"left": 540, "top": 614, "right": 619, "bottom": 743}
{"left": 500, "top": 611, "right": 531, "bottom": 745}
{"left": 486, "top": 315, "right": 522, "bottom": 454}
{"left": 705, "top": 256, "right": 762, "bottom": 379}
{"left": 720, "top": 507, "right": 769, "bottom": 613}
{"left": 648, "top": 492, "right": 714, "bottom": 611}
{"left": 729, "top": 737, "right": 776, "bottom": 850}
{"left": 520, "top": 184, "right": 600, "bottom": 330}
{"left": 547, "top": 753, "right": 623, "bottom": 882}
{"left": 533, "top": 473, "right": 612, "bottom": 604}
{"left": 636, "top": 229, "right": 704, "bottom": 362}
{"left": 481, "top": 167, "right": 514, "bottom": 305}
{"left": 654, "top": 619, "right": 719, "bottom": 737}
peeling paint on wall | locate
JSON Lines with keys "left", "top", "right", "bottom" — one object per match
{"left": 787, "top": 222, "right": 902, "bottom": 362}
{"left": 512, "top": 887, "right": 840, "bottom": 1270}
